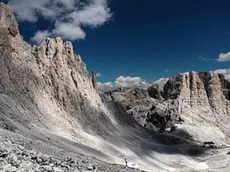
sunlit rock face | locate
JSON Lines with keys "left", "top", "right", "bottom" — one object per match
{"left": 164, "top": 72, "right": 230, "bottom": 117}
{"left": 108, "top": 72, "right": 230, "bottom": 144}
{"left": 172, "top": 72, "right": 230, "bottom": 144}
{"left": 0, "top": 2, "right": 115, "bottom": 136}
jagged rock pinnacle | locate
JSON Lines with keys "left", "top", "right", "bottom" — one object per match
{"left": 0, "top": 2, "right": 18, "bottom": 37}
{"left": 0, "top": 2, "right": 114, "bottom": 135}
{"left": 92, "top": 71, "right": 98, "bottom": 90}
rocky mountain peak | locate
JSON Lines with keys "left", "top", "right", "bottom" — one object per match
{"left": 163, "top": 71, "right": 230, "bottom": 101}
{"left": 0, "top": 2, "right": 114, "bottom": 136}
{"left": 32, "top": 37, "right": 87, "bottom": 79}
{"left": 0, "top": 3, "right": 18, "bottom": 37}
{"left": 109, "top": 71, "right": 230, "bottom": 144}
{"left": 0, "top": 3, "right": 25, "bottom": 56}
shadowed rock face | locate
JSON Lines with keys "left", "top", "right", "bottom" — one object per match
{"left": 162, "top": 75, "right": 183, "bottom": 100}
{"left": 218, "top": 74, "right": 230, "bottom": 100}
{"left": 148, "top": 84, "right": 162, "bottom": 100}
{"left": 105, "top": 87, "right": 180, "bottom": 133}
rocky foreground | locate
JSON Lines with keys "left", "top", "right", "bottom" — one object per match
{"left": 0, "top": 129, "right": 143, "bottom": 172}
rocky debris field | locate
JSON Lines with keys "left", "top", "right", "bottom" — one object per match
{"left": 0, "top": 129, "right": 144, "bottom": 172}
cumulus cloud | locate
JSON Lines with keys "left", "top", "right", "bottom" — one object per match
{"left": 96, "top": 73, "right": 102, "bottom": 77}
{"left": 68, "top": 0, "right": 112, "bottom": 27}
{"left": 53, "top": 23, "right": 86, "bottom": 40}
{"left": 98, "top": 81, "right": 114, "bottom": 92}
{"left": 217, "top": 52, "right": 230, "bottom": 62}
{"left": 153, "top": 77, "right": 169, "bottom": 91}
{"left": 98, "top": 76, "right": 151, "bottom": 92}
{"left": 9, "top": 0, "right": 112, "bottom": 43}
{"left": 98, "top": 76, "right": 170, "bottom": 92}
{"left": 214, "top": 69, "right": 230, "bottom": 81}
{"left": 31, "top": 30, "right": 52, "bottom": 44}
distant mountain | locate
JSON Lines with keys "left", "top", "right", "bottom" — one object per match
{"left": 106, "top": 72, "right": 230, "bottom": 145}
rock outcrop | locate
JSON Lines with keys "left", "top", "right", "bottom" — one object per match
{"left": 0, "top": 3, "right": 147, "bottom": 171}
{"left": 0, "top": 3, "right": 115, "bottom": 137}
{"left": 0, "top": 4, "right": 182, "bottom": 172}
{"left": 148, "top": 84, "right": 163, "bottom": 100}
{"left": 218, "top": 74, "right": 230, "bottom": 100}
{"left": 92, "top": 71, "right": 98, "bottom": 90}
{"left": 109, "top": 72, "right": 230, "bottom": 144}
{"left": 105, "top": 88, "right": 180, "bottom": 133}
{"left": 163, "top": 72, "right": 230, "bottom": 116}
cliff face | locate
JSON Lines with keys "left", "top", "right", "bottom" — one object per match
{"left": 0, "top": 3, "right": 115, "bottom": 137}
{"left": 218, "top": 74, "right": 230, "bottom": 100}
{"left": 0, "top": 4, "right": 158, "bottom": 171}
{"left": 109, "top": 72, "right": 230, "bottom": 144}
{"left": 163, "top": 72, "right": 230, "bottom": 116}
{"left": 149, "top": 72, "right": 230, "bottom": 143}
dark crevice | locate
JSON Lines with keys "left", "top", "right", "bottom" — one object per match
{"left": 71, "top": 71, "right": 78, "bottom": 89}
{"left": 198, "top": 72, "right": 211, "bottom": 99}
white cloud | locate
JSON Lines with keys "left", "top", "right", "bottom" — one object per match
{"left": 96, "top": 73, "right": 102, "bottom": 77}
{"left": 9, "top": 0, "right": 112, "bottom": 43}
{"left": 214, "top": 69, "right": 230, "bottom": 81}
{"left": 98, "top": 76, "right": 170, "bottom": 92}
{"left": 153, "top": 78, "right": 169, "bottom": 91}
{"left": 98, "top": 76, "right": 151, "bottom": 92}
{"left": 9, "top": 0, "right": 61, "bottom": 22}
{"left": 217, "top": 52, "right": 230, "bottom": 62}
{"left": 56, "top": 0, "right": 76, "bottom": 9}
{"left": 98, "top": 82, "right": 114, "bottom": 92}
{"left": 31, "top": 30, "right": 51, "bottom": 44}
{"left": 53, "top": 23, "right": 86, "bottom": 40}
{"left": 115, "top": 76, "right": 149, "bottom": 88}
{"left": 68, "top": 0, "right": 112, "bottom": 27}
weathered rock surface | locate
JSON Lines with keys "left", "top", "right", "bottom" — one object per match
{"left": 218, "top": 74, "right": 230, "bottom": 100}
{"left": 0, "top": 3, "right": 181, "bottom": 172}
{"left": 0, "top": 3, "right": 143, "bottom": 171}
{"left": 108, "top": 72, "right": 230, "bottom": 145}
{"left": 105, "top": 88, "right": 180, "bottom": 133}
{"left": 0, "top": 2, "right": 114, "bottom": 136}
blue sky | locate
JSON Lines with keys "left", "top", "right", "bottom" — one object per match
{"left": 4, "top": 0, "right": 230, "bottom": 83}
